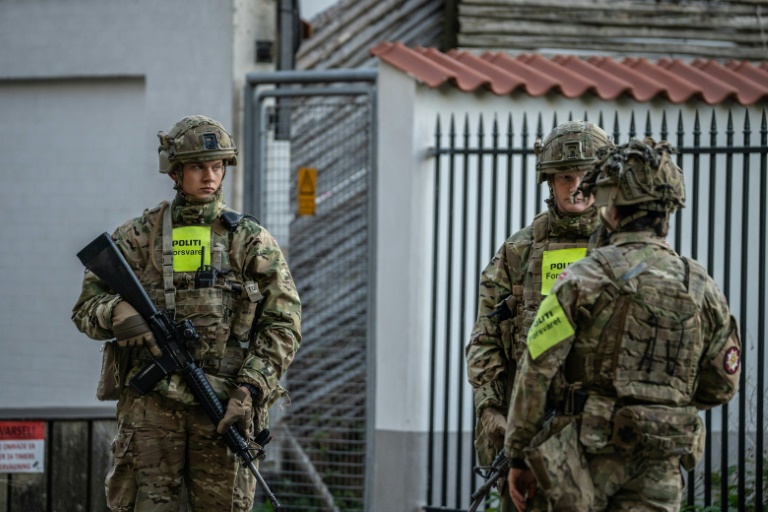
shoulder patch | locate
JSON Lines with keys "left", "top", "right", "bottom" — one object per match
{"left": 724, "top": 346, "right": 740, "bottom": 375}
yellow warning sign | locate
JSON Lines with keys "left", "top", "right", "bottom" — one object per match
{"left": 298, "top": 167, "right": 317, "bottom": 216}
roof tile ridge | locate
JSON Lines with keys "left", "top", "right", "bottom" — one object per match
{"left": 552, "top": 55, "right": 633, "bottom": 101}
{"left": 517, "top": 54, "right": 595, "bottom": 98}
{"left": 370, "top": 42, "right": 457, "bottom": 88}
{"left": 658, "top": 58, "right": 738, "bottom": 105}
{"left": 586, "top": 56, "right": 666, "bottom": 103}
{"left": 449, "top": 49, "right": 527, "bottom": 95}
{"left": 415, "top": 47, "right": 491, "bottom": 92}
{"left": 482, "top": 52, "right": 560, "bottom": 96}
{"left": 627, "top": 57, "right": 702, "bottom": 104}
{"left": 692, "top": 59, "right": 767, "bottom": 106}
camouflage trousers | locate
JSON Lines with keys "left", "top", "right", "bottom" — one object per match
{"left": 105, "top": 389, "right": 256, "bottom": 512}
{"left": 588, "top": 451, "right": 682, "bottom": 511}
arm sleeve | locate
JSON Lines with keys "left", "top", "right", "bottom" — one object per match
{"left": 693, "top": 281, "right": 741, "bottom": 409}
{"left": 504, "top": 278, "right": 580, "bottom": 460}
{"left": 236, "top": 227, "right": 302, "bottom": 408}
{"left": 466, "top": 241, "right": 523, "bottom": 413}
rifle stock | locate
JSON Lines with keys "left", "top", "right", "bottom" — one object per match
{"left": 77, "top": 232, "right": 280, "bottom": 509}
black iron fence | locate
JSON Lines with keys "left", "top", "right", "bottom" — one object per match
{"left": 424, "top": 108, "right": 767, "bottom": 511}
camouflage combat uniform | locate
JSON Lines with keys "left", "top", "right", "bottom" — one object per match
{"left": 505, "top": 139, "right": 740, "bottom": 511}
{"left": 72, "top": 116, "right": 301, "bottom": 512}
{"left": 466, "top": 121, "right": 611, "bottom": 511}
{"left": 466, "top": 202, "right": 598, "bottom": 460}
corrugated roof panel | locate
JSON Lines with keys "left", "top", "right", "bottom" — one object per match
{"left": 369, "top": 42, "right": 768, "bottom": 105}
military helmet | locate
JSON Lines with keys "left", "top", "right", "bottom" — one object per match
{"left": 534, "top": 120, "right": 612, "bottom": 184}
{"left": 157, "top": 115, "right": 237, "bottom": 174}
{"left": 579, "top": 137, "right": 685, "bottom": 213}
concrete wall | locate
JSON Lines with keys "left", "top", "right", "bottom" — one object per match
{"left": 0, "top": 0, "right": 271, "bottom": 415}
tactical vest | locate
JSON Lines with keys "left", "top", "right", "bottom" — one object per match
{"left": 511, "top": 212, "right": 591, "bottom": 364}
{"left": 492, "top": 212, "right": 592, "bottom": 408}
{"left": 565, "top": 244, "right": 707, "bottom": 406}
{"left": 137, "top": 202, "right": 263, "bottom": 378}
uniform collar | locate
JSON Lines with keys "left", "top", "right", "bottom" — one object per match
{"left": 171, "top": 187, "right": 225, "bottom": 225}
{"left": 608, "top": 230, "right": 670, "bottom": 249}
{"left": 546, "top": 201, "right": 600, "bottom": 237}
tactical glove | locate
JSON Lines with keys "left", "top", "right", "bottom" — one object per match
{"left": 217, "top": 386, "right": 253, "bottom": 434}
{"left": 480, "top": 407, "right": 507, "bottom": 451}
{"left": 111, "top": 301, "right": 161, "bottom": 358}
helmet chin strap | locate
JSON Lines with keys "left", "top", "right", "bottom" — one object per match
{"left": 599, "top": 206, "right": 618, "bottom": 230}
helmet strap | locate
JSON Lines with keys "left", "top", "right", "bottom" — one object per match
{"left": 599, "top": 206, "right": 618, "bottom": 231}
{"left": 617, "top": 210, "right": 648, "bottom": 229}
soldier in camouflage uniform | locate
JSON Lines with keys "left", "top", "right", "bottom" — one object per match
{"left": 72, "top": 115, "right": 301, "bottom": 512}
{"left": 465, "top": 121, "right": 611, "bottom": 511}
{"left": 505, "top": 138, "right": 741, "bottom": 512}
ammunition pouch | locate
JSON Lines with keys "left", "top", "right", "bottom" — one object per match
{"left": 199, "top": 346, "right": 245, "bottom": 379}
{"left": 557, "top": 385, "right": 588, "bottom": 416}
{"left": 524, "top": 420, "right": 596, "bottom": 511}
{"left": 610, "top": 405, "right": 705, "bottom": 470}
{"left": 96, "top": 340, "right": 132, "bottom": 401}
{"left": 579, "top": 395, "right": 616, "bottom": 451}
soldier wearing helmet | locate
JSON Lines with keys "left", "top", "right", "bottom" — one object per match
{"left": 72, "top": 115, "right": 301, "bottom": 511}
{"left": 466, "top": 120, "right": 611, "bottom": 512}
{"left": 505, "top": 138, "right": 740, "bottom": 511}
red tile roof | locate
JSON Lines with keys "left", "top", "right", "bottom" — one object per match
{"left": 370, "top": 42, "right": 768, "bottom": 106}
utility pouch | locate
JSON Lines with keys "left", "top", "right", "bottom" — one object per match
{"left": 579, "top": 395, "right": 616, "bottom": 451}
{"left": 96, "top": 340, "right": 131, "bottom": 401}
{"left": 524, "top": 421, "right": 596, "bottom": 512}
{"left": 611, "top": 405, "right": 704, "bottom": 469}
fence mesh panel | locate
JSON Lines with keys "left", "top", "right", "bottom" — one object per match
{"left": 256, "top": 94, "right": 372, "bottom": 511}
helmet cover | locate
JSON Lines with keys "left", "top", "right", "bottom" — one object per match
{"left": 535, "top": 120, "right": 612, "bottom": 184}
{"left": 578, "top": 137, "right": 685, "bottom": 213}
{"left": 157, "top": 115, "right": 237, "bottom": 174}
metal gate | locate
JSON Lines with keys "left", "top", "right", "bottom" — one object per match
{"left": 424, "top": 108, "right": 768, "bottom": 511}
{"left": 243, "top": 69, "right": 376, "bottom": 511}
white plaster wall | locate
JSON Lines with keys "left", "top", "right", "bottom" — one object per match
{"left": 372, "top": 62, "right": 431, "bottom": 511}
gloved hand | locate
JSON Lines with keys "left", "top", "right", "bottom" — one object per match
{"left": 112, "top": 301, "right": 161, "bottom": 357}
{"left": 217, "top": 387, "right": 253, "bottom": 434}
{"left": 480, "top": 407, "right": 508, "bottom": 451}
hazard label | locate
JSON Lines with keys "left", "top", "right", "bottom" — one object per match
{"left": 298, "top": 167, "right": 317, "bottom": 216}
{"left": 0, "top": 421, "right": 45, "bottom": 473}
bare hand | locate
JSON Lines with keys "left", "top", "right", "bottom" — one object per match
{"left": 508, "top": 467, "right": 536, "bottom": 512}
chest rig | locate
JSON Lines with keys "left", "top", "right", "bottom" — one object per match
{"left": 140, "top": 202, "right": 263, "bottom": 375}
{"left": 566, "top": 244, "right": 707, "bottom": 406}
{"left": 511, "top": 213, "right": 591, "bottom": 362}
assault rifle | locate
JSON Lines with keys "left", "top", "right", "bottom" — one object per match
{"left": 77, "top": 232, "right": 280, "bottom": 509}
{"left": 468, "top": 451, "right": 510, "bottom": 512}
